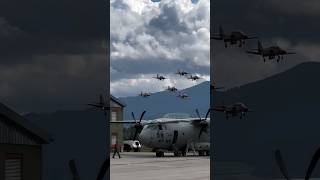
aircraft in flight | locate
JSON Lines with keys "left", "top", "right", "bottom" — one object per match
{"left": 246, "top": 41, "right": 296, "bottom": 62}
{"left": 87, "top": 94, "right": 109, "bottom": 111}
{"left": 274, "top": 148, "right": 320, "bottom": 180}
{"left": 153, "top": 74, "right": 167, "bottom": 81}
{"left": 166, "top": 86, "right": 178, "bottom": 92}
{"left": 111, "top": 109, "right": 211, "bottom": 157}
{"left": 211, "top": 26, "right": 258, "bottom": 48}
{"left": 177, "top": 93, "right": 188, "bottom": 99}
{"left": 187, "top": 75, "right": 201, "bottom": 81}
{"left": 175, "top": 70, "right": 189, "bottom": 76}
{"left": 212, "top": 102, "right": 251, "bottom": 119}
{"left": 139, "top": 92, "right": 151, "bottom": 97}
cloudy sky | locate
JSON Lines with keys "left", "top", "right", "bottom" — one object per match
{"left": 110, "top": 0, "right": 210, "bottom": 97}
{"left": 1, "top": 0, "right": 320, "bottom": 113}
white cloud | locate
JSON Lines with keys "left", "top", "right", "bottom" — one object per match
{"left": 110, "top": 0, "right": 210, "bottom": 97}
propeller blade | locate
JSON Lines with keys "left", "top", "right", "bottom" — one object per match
{"left": 195, "top": 109, "right": 201, "bottom": 119}
{"left": 96, "top": 157, "right": 110, "bottom": 180}
{"left": 205, "top": 109, "right": 210, "bottom": 120}
{"left": 275, "top": 149, "right": 291, "bottom": 180}
{"left": 69, "top": 159, "right": 80, "bottom": 180}
{"left": 139, "top": 111, "right": 146, "bottom": 123}
{"left": 131, "top": 112, "right": 136, "bottom": 123}
{"left": 305, "top": 148, "right": 320, "bottom": 180}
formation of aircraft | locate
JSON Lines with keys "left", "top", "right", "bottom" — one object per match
{"left": 212, "top": 102, "right": 252, "bottom": 119}
{"left": 211, "top": 26, "right": 258, "bottom": 48}
{"left": 110, "top": 110, "right": 211, "bottom": 157}
{"left": 274, "top": 148, "right": 320, "bottom": 180}
{"left": 246, "top": 41, "right": 296, "bottom": 62}
{"left": 138, "top": 92, "right": 151, "bottom": 97}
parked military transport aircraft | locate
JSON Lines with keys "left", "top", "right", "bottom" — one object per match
{"left": 153, "top": 74, "right": 167, "bottom": 80}
{"left": 212, "top": 102, "right": 251, "bottom": 119}
{"left": 246, "top": 41, "right": 296, "bottom": 62}
{"left": 211, "top": 26, "right": 258, "bottom": 48}
{"left": 111, "top": 110, "right": 210, "bottom": 157}
{"left": 166, "top": 86, "right": 178, "bottom": 92}
{"left": 274, "top": 148, "right": 320, "bottom": 180}
{"left": 175, "top": 70, "right": 189, "bottom": 76}
{"left": 139, "top": 92, "right": 151, "bottom": 97}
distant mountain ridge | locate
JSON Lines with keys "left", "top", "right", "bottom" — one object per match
{"left": 118, "top": 81, "right": 210, "bottom": 120}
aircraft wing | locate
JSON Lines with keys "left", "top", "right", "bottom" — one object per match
{"left": 87, "top": 103, "right": 104, "bottom": 108}
{"left": 211, "top": 35, "right": 223, "bottom": 40}
{"left": 212, "top": 107, "right": 226, "bottom": 112}
{"left": 246, "top": 50, "right": 261, "bottom": 55}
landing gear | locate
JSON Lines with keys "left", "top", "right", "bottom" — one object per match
{"left": 198, "top": 150, "right": 205, "bottom": 156}
{"left": 156, "top": 151, "right": 164, "bottom": 157}
{"left": 174, "top": 151, "right": 182, "bottom": 157}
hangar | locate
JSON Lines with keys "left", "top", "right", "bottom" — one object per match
{"left": 0, "top": 103, "right": 52, "bottom": 180}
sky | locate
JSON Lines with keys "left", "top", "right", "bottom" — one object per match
{"left": 110, "top": 0, "right": 210, "bottom": 97}
{"left": 1, "top": 0, "right": 320, "bottom": 113}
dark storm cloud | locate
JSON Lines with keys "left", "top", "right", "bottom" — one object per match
{"left": 0, "top": 0, "right": 107, "bottom": 113}
{"left": 211, "top": 0, "right": 320, "bottom": 89}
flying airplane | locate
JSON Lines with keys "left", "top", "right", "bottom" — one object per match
{"left": 177, "top": 93, "right": 188, "bottom": 99}
{"left": 153, "top": 74, "right": 167, "bottom": 81}
{"left": 211, "top": 26, "right": 258, "bottom": 48}
{"left": 246, "top": 41, "right": 296, "bottom": 62}
{"left": 274, "top": 148, "right": 320, "bottom": 180}
{"left": 212, "top": 102, "right": 251, "bottom": 119}
{"left": 111, "top": 109, "right": 211, "bottom": 157}
{"left": 166, "top": 86, "right": 178, "bottom": 92}
{"left": 175, "top": 70, "right": 189, "bottom": 76}
{"left": 187, "top": 75, "right": 201, "bottom": 81}
{"left": 87, "top": 94, "right": 109, "bottom": 111}
{"left": 139, "top": 92, "right": 151, "bottom": 97}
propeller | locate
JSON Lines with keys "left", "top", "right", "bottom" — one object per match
{"left": 131, "top": 111, "right": 146, "bottom": 140}
{"left": 305, "top": 148, "right": 320, "bottom": 180}
{"left": 69, "top": 159, "right": 80, "bottom": 180}
{"left": 274, "top": 149, "right": 291, "bottom": 180}
{"left": 96, "top": 157, "right": 110, "bottom": 180}
{"left": 195, "top": 109, "right": 210, "bottom": 139}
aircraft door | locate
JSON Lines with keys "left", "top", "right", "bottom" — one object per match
{"left": 172, "top": 130, "right": 178, "bottom": 144}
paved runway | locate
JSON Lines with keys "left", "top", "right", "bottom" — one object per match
{"left": 110, "top": 152, "right": 210, "bottom": 180}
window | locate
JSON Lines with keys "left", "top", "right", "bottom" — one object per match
{"left": 5, "top": 153, "right": 22, "bottom": 180}
{"left": 111, "top": 111, "right": 117, "bottom": 121}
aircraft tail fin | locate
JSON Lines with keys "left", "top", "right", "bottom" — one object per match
{"left": 258, "top": 41, "right": 263, "bottom": 52}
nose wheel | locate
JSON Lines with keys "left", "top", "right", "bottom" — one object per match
{"left": 156, "top": 151, "right": 164, "bottom": 157}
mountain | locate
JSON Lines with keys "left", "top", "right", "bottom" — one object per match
{"left": 212, "top": 62, "right": 320, "bottom": 178}
{"left": 119, "top": 81, "right": 210, "bottom": 120}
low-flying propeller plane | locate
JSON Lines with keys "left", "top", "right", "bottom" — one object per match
{"left": 211, "top": 26, "right": 258, "bottom": 48}
{"left": 274, "top": 148, "right": 320, "bottom": 180}
{"left": 111, "top": 109, "right": 211, "bottom": 157}
{"left": 187, "top": 75, "right": 201, "bottom": 81}
{"left": 177, "top": 93, "right": 188, "bottom": 99}
{"left": 139, "top": 92, "right": 151, "bottom": 97}
{"left": 175, "top": 70, "right": 189, "bottom": 76}
{"left": 153, "top": 74, "right": 167, "bottom": 81}
{"left": 166, "top": 86, "right": 178, "bottom": 92}
{"left": 246, "top": 41, "right": 296, "bottom": 62}
{"left": 212, "top": 102, "right": 251, "bottom": 119}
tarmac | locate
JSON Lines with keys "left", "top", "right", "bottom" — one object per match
{"left": 110, "top": 152, "right": 210, "bottom": 180}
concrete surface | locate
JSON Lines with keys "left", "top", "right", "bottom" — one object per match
{"left": 110, "top": 152, "right": 210, "bottom": 180}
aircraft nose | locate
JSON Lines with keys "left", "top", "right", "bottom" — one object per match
{"left": 138, "top": 129, "right": 148, "bottom": 145}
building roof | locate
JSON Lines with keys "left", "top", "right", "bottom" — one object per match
{"left": 110, "top": 95, "right": 126, "bottom": 107}
{"left": 0, "top": 103, "right": 53, "bottom": 144}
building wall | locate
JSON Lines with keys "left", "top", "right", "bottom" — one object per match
{"left": 110, "top": 106, "right": 124, "bottom": 149}
{"left": 0, "top": 144, "right": 42, "bottom": 180}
